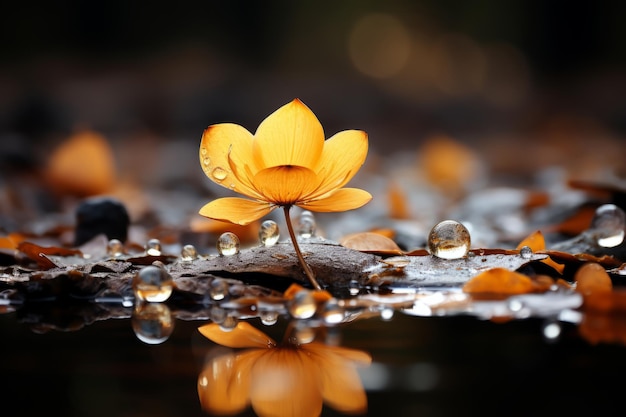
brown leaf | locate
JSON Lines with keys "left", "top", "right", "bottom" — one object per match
{"left": 340, "top": 232, "right": 403, "bottom": 255}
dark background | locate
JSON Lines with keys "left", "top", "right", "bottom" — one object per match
{"left": 2, "top": 0, "right": 626, "bottom": 153}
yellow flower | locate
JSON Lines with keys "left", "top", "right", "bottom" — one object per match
{"left": 197, "top": 321, "right": 371, "bottom": 417}
{"left": 199, "top": 99, "right": 371, "bottom": 226}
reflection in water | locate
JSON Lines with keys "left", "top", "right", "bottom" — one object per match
{"left": 131, "top": 302, "right": 174, "bottom": 344}
{"left": 197, "top": 321, "right": 371, "bottom": 417}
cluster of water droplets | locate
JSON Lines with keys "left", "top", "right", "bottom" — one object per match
{"left": 201, "top": 146, "right": 235, "bottom": 189}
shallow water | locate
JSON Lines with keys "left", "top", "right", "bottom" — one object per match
{"left": 2, "top": 309, "right": 624, "bottom": 417}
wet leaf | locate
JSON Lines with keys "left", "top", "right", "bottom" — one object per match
{"left": 462, "top": 268, "right": 534, "bottom": 295}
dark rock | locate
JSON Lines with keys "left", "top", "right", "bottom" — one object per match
{"left": 74, "top": 197, "right": 130, "bottom": 246}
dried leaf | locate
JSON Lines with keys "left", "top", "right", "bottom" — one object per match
{"left": 462, "top": 268, "right": 534, "bottom": 295}
{"left": 517, "top": 230, "right": 565, "bottom": 274}
{"left": 17, "top": 241, "right": 83, "bottom": 269}
{"left": 340, "top": 232, "right": 403, "bottom": 255}
{"left": 575, "top": 262, "right": 612, "bottom": 296}
{"left": 46, "top": 129, "right": 116, "bottom": 196}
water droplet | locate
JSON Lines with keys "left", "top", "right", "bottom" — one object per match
{"left": 131, "top": 303, "right": 174, "bottom": 344}
{"left": 209, "top": 278, "right": 229, "bottom": 301}
{"left": 589, "top": 203, "right": 625, "bottom": 248}
{"left": 107, "top": 238, "right": 124, "bottom": 257}
{"left": 202, "top": 157, "right": 210, "bottom": 167}
{"left": 427, "top": 220, "right": 471, "bottom": 259}
{"left": 132, "top": 265, "right": 174, "bottom": 302}
{"left": 381, "top": 307, "right": 394, "bottom": 321}
{"left": 209, "top": 305, "right": 227, "bottom": 324}
{"left": 180, "top": 244, "right": 198, "bottom": 261}
{"left": 542, "top": 320, "right": 561, "bottom": 342}
{"left": 259, "top": 220, "right": 280, "bottom": 246}
{"left": 293, "top": 325, "right": 315, "bottom": 344}
{"left": 322, "top": 299, "right": 344, "bottom": 324}
{"left": 348, "top": 280, "right": 360, "bottom": 296}
{"left": 260, "top": 310, "right": 279, "bottom": 326}
{"left": 145, "top": 238, "right": 162, "bottom": 256}
{"left": 212, "top": 167, "right": 228, "bottom": 182}
{"left": 219, "top": 315, "right": 238, "bottom": 331}
{"left": 201, "top": 147, "right": 208, "bottom": 156}
{"left": 297, "top": 210, "right": 316, "bottom": 238}
{"left": 519, "top": 245, "right": 533, "bottom": 259}
{"left": 217, "top": 232, "right": 240, "bottom": 256}
{"left": 287, "top": 290, "right": 317, "bottom": 319}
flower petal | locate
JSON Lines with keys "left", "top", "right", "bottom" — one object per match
{"left": 200, "top": 123, "right": 261, "bottom": 198}
{"left": 308, "top": 130, "right": 368, "bottom": 199}
{"left": 250, "top": 350, "right": 323, "bottom": 417}
{"left": 198, "top": 322, "right": 276, "bottom": 348}
{"left": 197, "top": 350, "right": 260, "bottom": 414}
{"left": 199, "top": 197, "right": 274, "bottom": 225}
{"left": 304, "top": 343, "right": 370, "bottom": 413}
{"left": 253, "top": 99, "right": 325, "bottom": 170}
{"left": 299, "top": 188, "right": 372, "bottom": 212}
{"left": 253, "top": 166, "right": 321, "bottom": 205}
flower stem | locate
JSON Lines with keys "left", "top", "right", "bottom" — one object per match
{"left": 283, "top": 206, "right": 322, "bottom": 290}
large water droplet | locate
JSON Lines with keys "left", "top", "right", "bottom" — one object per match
{"left": 107, "top": 238, "right": 124, "bottom": 257}
{"left": 288, "top": 290, "right": 317, "bottom": 319}
{"left": 217, "top": 232, "right": 240, "bottom": 256}
{"left": 131, "top": 303, "right": 174, "bottom": 344}
{"left": 132, "top": 265, "right": 174, "bottom": 302}
{"left": 297, "top": 210, "right": 316, "bottom": 238}
{"left": 259, "top": 220, "right": 280, "bottom": 246}
{"left": 427, "top": 220, "right": 471, "bottom": 259}
{"left": 212, "top": 167, "right": 228, "bottom": 182}
{"left": 589, "top": 203, "right": 625, "bottom": 248}
{"left": 210, "top": 278, "right": 229, "bottom": 301}
{"left": 181, "top": 244, "right": 198, "bottom": 261}
{"left": 145, "top": 238, "right": 162, "bottom": 256}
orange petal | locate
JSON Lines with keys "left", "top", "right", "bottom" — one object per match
{"left": 197, "top": 350, "right": 259, "bottom": 414}
{"left": 299, "top": 188, "right": 372, "bottom": 212}
{"left": 309, "top": 130, "right": 368, "bottom": 199}
{"left": 253, "top": 99, "right": 324, "bottom": 170}
{"left": 199, "top": 197, "right": 274, "bottom": 226}
{"left": 575, "top": 262, "right": 612, "bottom": 296}
{"left": 463, "top": 268, "right": 534, "bottom": 294}
{"left": 249, "top": 349, "right": 323, "bottom": 417}
{"left": 198, "top": 322, "right": 276, "bottom": 348}
{"left": 252, "top": 165, "right": 320, "bottom": 205}
{"left": 200, "top": 123, "right": 261, "bottom": 198}
{"left": 305, "top": 343, "right": 370, "bottom": 413}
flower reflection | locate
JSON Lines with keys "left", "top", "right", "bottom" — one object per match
{"left": 197, "top": 321, "right": 371, "bottom": 417}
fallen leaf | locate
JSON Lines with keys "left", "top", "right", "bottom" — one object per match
{"left": 340, "top": 232, "right": 403, "bottom": 255}
{"left": 462, "top": 267, "right": 534, "bottom": 295}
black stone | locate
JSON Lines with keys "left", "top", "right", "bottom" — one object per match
{"left": 74, "top": 197, "right": 130, "bottom": 246}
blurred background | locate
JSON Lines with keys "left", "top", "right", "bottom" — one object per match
{"left": 1, "top": 0, "right": 626, "bottom": 238}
